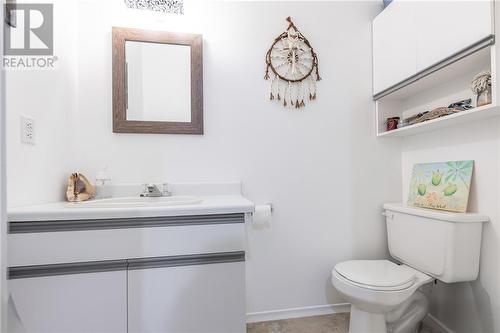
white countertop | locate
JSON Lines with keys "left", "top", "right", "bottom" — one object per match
{"left": 8, "top": 182, "right": 255, "bottom": 222}
{"left": 8, "top": 195, "right": 254, "bottom": 222}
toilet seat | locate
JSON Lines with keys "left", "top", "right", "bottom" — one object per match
{"left": 334, "top": 260, "right": 418, "bottom": 291}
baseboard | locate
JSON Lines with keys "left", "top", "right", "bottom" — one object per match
{"left": 247, "top": 303, "right": 454, "bottom": 333}
{"left": 246, "top": 303, "right": 351, "bottom": 323}
{"left": 423, "top": 313, "right": 455, "bottom": 333}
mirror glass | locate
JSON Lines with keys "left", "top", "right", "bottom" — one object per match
{"left": 125, "top": 41, "right": 191, "bottom": 122}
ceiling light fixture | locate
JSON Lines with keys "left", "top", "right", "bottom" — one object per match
{"left": 124, "top": 0, "right": 184, "bottom": 15}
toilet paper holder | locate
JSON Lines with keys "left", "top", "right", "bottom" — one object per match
{"left": 249, "top": 203, "right": 273, "bottom": 225}
{"left": 251, "top": 203, "right": 273, "bottom": 214}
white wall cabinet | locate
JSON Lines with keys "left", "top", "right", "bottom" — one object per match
{"left": 128, "top": 262, "right": 246, "bottom": 333}
{"left": 373, "top": 1, "right": 417, "bottom": 94}
{"left": 373, "top": 0, "right": 493, "bottom": 95}
{"left": 415, "top": 1, "right": 492, "bottom": 72}
{"left": 8, "top": 271, "right": 127, "bottom": 333}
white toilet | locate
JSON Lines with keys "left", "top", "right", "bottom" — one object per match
{"left": 331, "top": 203, "right": 489, "bottom": 333}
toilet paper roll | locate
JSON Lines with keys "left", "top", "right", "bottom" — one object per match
{"left": 252, "top": 204, "right": 272, "bottom": 225}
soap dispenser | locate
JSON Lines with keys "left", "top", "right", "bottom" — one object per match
{"left": 95, "top": 166, "right": 112, "bottom": 199}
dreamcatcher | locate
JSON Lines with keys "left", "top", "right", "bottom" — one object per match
{"left": 264, "top": 17, "right": 321, "bottom": 109}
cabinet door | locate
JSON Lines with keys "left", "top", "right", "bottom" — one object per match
{"left": 8, "top": 271, "right": 127, "bottom": 332}
{"left": 373, "top": 0, "right": 417, "bottom": 94}
{"left": 416, "top": 1, "right": 493, "bottom": 71}
{"left": 128, "top": 262, "right": 246, "bottom": 333}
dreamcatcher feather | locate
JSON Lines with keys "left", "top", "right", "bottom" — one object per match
{"left": 265, "top": 17, "right": 320, "bottom": 109}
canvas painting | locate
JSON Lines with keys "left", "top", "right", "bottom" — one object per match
{"left": 408, "top": 160, "right": 474, "bottom": 213}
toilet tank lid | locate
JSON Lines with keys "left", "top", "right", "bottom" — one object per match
{"left": 383, "top": 203, "right": 489, "bottom": 223}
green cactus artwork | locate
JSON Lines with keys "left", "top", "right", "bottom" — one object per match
{"left": 408, "top": 160, "right": 473, "bottom": 213}
{"left": 443, "top": 183, "right": 458, "bottom": 197}
{"left": 417, "top": 184, "right": 427, "bottom": 196}
{"left": 431, "top": 171, "right": 443, "bottom": 186}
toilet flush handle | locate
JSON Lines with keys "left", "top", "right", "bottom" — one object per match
{"left": 382, "top": 211, "right": 394, "bottom": 219}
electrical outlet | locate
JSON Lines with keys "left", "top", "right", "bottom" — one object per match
{"left": 21, "top": 116, "right": 35, "bottom": 145}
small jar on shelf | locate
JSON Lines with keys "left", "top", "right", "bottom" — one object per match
{"left": 386, "top": 117, "right": 400, "bottom": 131}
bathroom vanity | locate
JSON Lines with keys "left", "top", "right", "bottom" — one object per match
{"left": 7, "top": 183, "right": 253, "bottom": 333}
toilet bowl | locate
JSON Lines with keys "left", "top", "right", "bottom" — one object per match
{"left": 331, "top": 260, "right": 432, "bottom": 333}
{"left": 331, "top": 203, "right": 489, "bottom": 333}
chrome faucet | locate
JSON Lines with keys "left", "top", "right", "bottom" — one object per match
{"left": 140, "top": 183, "right": 171, "bottom": 197}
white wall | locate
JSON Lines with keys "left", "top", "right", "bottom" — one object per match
{"left": 70, "top": 0, "right": 401, "bottom": 314}
{"left": 5, "top": 0, "right": 404, "bottom": 318}
{"left": 398, "top": 1, "right": 500, "bottom": 330}
{"left": 402, "top": 120, "right": 500, "bottom": 332}
{"left": 1, "top": 2, "right": 7, "bottom": 329}
{"left": 6, "top": 0, "right": 500, "bottom": 327}
{"left": 6, "top": 0, "right": 78, "bottom": 207}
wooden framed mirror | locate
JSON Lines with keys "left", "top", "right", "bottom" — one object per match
{"left": 112, "top": 27, "right": 203, "bottom": 134}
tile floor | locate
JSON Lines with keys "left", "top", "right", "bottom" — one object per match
{"left": 247, "top": 313, "right": 441, "bottom": 333}
{"left": 247, "top": 314, "right": 350, "bottom": 333}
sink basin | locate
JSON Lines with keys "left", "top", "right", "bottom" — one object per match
{"left": 66, "top": 196, "right": 202, "bottom": 208}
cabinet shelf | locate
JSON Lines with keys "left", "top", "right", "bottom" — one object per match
{"left": 377, "top": 104, "right": 500, "bottom": 137}
{"left": 375, "top": 45, "right": 495, "bottom": 137}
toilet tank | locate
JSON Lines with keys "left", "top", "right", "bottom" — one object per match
{"left": 383, "top": 203, "right": 489, "bottom": 283}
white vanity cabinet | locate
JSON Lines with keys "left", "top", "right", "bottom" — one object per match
{"left": 373, "top": 0, "right": 493, "bottom": 96}
{"left": 7, "top": 208, "right": 251, "bottom": 333}
{"left": 9, "top": 271, "right": 127, "bottom": 332}
{"left": 128, "top": 261, "right": 246, "bottom": 333}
